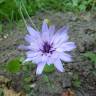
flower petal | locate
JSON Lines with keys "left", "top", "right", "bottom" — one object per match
{"left": 42, "top": 20, "right": 49, "bottom": 41}
{"left": 26, "top": 51, "right": 41, "bottom": 58}
{"left": 24, "top": 58, "right": 33, "bottom": 62}
{"left": 42, "top": 20, "right": 49, "bottom": 33}
{"left": 56, "top": 26, "right": 69, "bottom": 34}
{"left": 54, "top": 59, "right": 64, "bottom": 72}
{"left": 27, "top": 26, "right": 40, "bottom": 37}
{"left": 26, "top": 45, "right": 39, "bottom": 51}
{"left": 25, "top": 35, "right": 32, "bottom": 43}
{"left": 36, "top": 62, "right": 45, "bottom": 75}
{"left": 51, "top": 26, "right": 69, "bottom": 44}
{"left": 18, "top": 45, "right": 29, "bottom": 50}
{"left": 53, "top": 34, "right": 69, "bottom": 48}
{"left": 25, "top": 34, "right": 41, "bottom": 44}
{"left": 42, "top": 55, "right": 48, "bottom": 63}
{"left": 31, "top": 56, "right": 42, "bottom": 64}
{"left": 47, "top": 57, "right": 53, "bottom": 65}
{"left": 26, "top": 38, "right": 43, "bottom": 50}
{"left": 26, "top": 51, "right": 42, "bottom": 64}
{"left": 56, "top": 42, "right": 76, "bottom": 52}
{"left": 49, "top": 25, "right": 55, "bottom": 38}
{"left": 59, "top": 53, "right": 72, "bottom": 62}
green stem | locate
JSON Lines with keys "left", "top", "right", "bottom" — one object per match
{"left": 21, "top": 0, "right": 38, "bottom": 30}
{"left": 19, "top": 2, "right": 28, "bottom": 28}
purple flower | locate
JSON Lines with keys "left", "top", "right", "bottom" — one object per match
{"left": 19, "top": 20, "right": 76, "bottom": 75}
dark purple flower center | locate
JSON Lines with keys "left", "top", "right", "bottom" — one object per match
{"left": 41, "top": 42, "right": 54, "bottom": 54}
{"left": 43, "top": 42, "right": 51, "bottom": 53}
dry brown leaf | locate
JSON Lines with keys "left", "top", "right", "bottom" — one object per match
{"left": 0, "top": 76, "right": 10, "bottom": 83}
{"left": 0, "top": 76, "right": 10, "bottom": 88}
{"left": 0, "top": 76, "right": 26, "bottom": 96}
{"left": 3, "top": 88, "right": 26, "bottom": 96}
{"left": 61, "top": 88, "right": 76, "bottom": 96}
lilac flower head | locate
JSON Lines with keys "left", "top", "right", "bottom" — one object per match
{"left": 20, "top": 20, "right": 76, "bottom": 75}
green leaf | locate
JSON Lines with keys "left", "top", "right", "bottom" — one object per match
{"left": 83, "top": 52, "right": 96, "bottom": 64}
{"left": 24, "top": 77, "right": 32, "bottom": 82}
{"left": 44, "top": 64, "right": 55, "bottom": 73}
{"left": 72, "top": 73, "right": 81, "bottom": 88}
{"left": 73, "top": 80, "right": 81, "bottom": 88}
{"left": 0, "top": 24, "right": 3, "bottom": 33}
{"left": 43, "top": 75, "right": 49, "bottom": 82}
{"left": 0, "top": 88, "right": 4, "bottom": 96}
{"left": 79, "top": 4, "right": 86, "bottom": 11}
{"left": 73, "top": 74, "right": 79, "bottom": 80}
{"left": 6, "top": 58, "right": 21, "bottom": 73}
{"left": 72, "top": 0, "right": 79, "bottom": 6}
{"left": 0, "top": 0, "right": 5, "bottom": 4}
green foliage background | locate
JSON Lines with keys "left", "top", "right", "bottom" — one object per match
{"left": 0, "top": 0, "right": 96, "bottom": 22}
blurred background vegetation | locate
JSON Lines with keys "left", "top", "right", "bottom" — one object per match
{"left": 0, "top": 0, "right": 96, "bottom": 22}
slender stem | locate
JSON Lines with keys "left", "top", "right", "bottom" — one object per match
{"left": 14, "top": 0, "right": 27, "bottom": 28}
{"left": 21, "top": 0, "right": 38, "bottom": 30}
{"left": 19, "top": 2, "right": 28, "bottom": 28}
{"left": 14, "top": 0, "right": 38, "bottom": 30}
